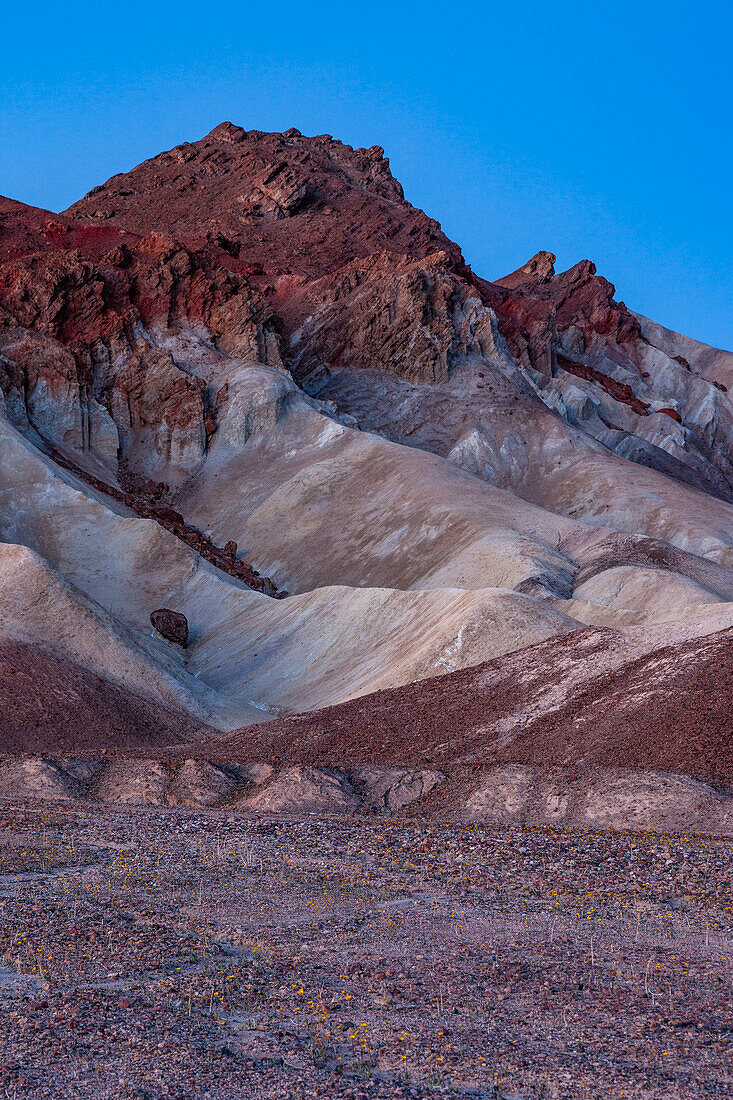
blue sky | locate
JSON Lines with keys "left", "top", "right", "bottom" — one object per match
{"left": 2, "top": 0, "right": 731, "bottom": 348}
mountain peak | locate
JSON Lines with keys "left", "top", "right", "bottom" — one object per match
{"left": 63, "top": 124, "right": 461, "bottom": 279}
{"left": 496, "top": 250, "right": 556, "bottom": 289}
{"left": 206, "top": 120, "right": 246, "bottom": 143}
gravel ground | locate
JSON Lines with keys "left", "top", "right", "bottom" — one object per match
{"left": 0, "top": 802, "right": 730, "bottom": 1099}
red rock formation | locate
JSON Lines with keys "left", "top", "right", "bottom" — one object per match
{"left": 0, "top": 192, "right": 286, "bottom": 593}
{"left": 556, "top": 352, "right": 651, "bottom": 416}
{"left": 0, "top": 222, "right": 279, "bottom": 357}
{"left": 60, "top": 126, "right": 642, "bottom": 385}
{"left": 65, "top": 123, "right": 461, "bottom": 279}
{"left": 483, "top": 254, "right": 642, "bottom": 378}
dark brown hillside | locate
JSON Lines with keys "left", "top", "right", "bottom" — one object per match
{"left": 0, "top": 640, "right": 210, "bottom": 754}
{"left": 188, "top": 625, "right": 733, "bottom": 790}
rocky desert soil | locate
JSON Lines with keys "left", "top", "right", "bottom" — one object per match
{"left": 0, "top": 801, "right": 731, "bottom": 1100}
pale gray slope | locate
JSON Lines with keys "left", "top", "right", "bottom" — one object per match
{"left": 0, "top": 392, "right": 583, "bottom": 726}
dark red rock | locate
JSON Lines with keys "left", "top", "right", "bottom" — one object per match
{"left": 557, "top": 352, "right": 651, "bottom": 416}
{"left": 150, "top": 609, "right": 189, "bottom": 647}
{"left": 485, "top": 256, "right": 643, "bottom": 379}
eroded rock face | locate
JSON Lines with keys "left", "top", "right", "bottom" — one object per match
{"left": 0, "top": 757, "right": 91, "bottom": 801}
{"left": 0, "top": 198, "right": 286, "bottom": 596}
{"left": 238, "top": 161, "right": 311, "bottom": 220}
{"left": 244, "top": 766, "right": 359, "bottom": 814}
{"left": 212, "top": 364, "right": 299, "bottom": 450}
{"left": 1, "top": 755, "right": 731, "bottom": 833}
{"left": 58, "top": 122, "right": 721, "bottom": 507}
{"left": 285, "top": 251, "right": 509, "bottom": 385}
{"left": 170, "top": 759, "right": 239, "bottom": 806}
{"left": 489, "top": 254, "right": 641, "bottom": 376}
{"left": 93, "top": 760, "right": 171, "bottom": 805}
{"left": 0, "top": 202, "right": 281, "bottom": 484}
{"left": 4, "top": 126, "right": 733, "bottom": 531}
{"left": 110, "top": 347, "right": 207, "bottom": 482}
{"left": 150, "top": 609, "right": 189, "bottom": 646}
{"left": 354, "top": 767, "right": 445, "bottom": 812}
{"left": 462, "top": 766, "right": 733, "bottom": 834}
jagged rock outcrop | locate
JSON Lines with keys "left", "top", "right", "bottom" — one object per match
{"left": 487, "top": 253, "right": 641, "bottom": 378}
{"left": 285, "top": 251, "right": 509, "bottom": 385}
{"left": 0, "top": 196, "right": 286, "bottom": 593}
{"left": 0, "top": 204, "right": 282, "bottom": 479}
{"left": 8, "top": 125, "right": 727, "bottom": 510}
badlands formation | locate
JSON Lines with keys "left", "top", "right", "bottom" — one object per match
{"left": 1, "top": 122, "right": 733, "bottom": 828}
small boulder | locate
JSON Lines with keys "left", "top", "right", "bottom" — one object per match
{"left": 150, "top": 608, "right": 189, "bottom": 646}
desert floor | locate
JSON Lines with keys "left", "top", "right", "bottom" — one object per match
{"left": 0, "top": 803, "right": 730, "bottom": 1099}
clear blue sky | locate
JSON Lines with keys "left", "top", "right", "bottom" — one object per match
{"left": 2, "top": 0, "right": 731, "bottom": 348}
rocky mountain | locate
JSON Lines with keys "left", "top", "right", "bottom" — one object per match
{"left": 1, "top": 122, "right": 732, "bottom": 825}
